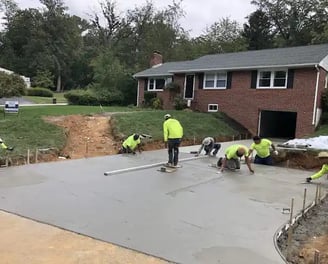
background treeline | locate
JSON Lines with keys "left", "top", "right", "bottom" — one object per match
{"left": 0, "top": 0, "right": 328, "bottom": 105}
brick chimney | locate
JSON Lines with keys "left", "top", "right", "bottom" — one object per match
{"left": 150, "top": 51, "right": 163, "bottom": 67}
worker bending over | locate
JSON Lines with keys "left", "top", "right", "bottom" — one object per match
{"left": 119, "top": 134, "right": 142, "bottom": 154}
{"left": 248, "top": 136, "right": 278, "bottom": 165}
{"left": 196, "top": 137, "right": 221, "bottom": 156}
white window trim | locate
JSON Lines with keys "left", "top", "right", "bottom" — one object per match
{"left": 256, "top": 69, "right": 288, "bottom": 89}
{"left": 203, "top": 72, "right": 227, "bottom": 90}
{"left": 147, "top": 77, "right": 167, "bottom": 91}
{"left": 208, "top": 104, "right": 218, "bottom": 112}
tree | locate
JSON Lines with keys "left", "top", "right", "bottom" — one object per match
{"left": 197, "top": 18, "right": 247, "bottom": 54}
{"left": 251, "top": 0, "right": 328, "bottom": 47}
{"left": 242, "top": 10, "right": 274, "bottom": 50}
{"left": 40, "top": 0, "right": 83, "bottom": 91}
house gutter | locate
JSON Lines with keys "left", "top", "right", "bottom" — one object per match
{"left": 312, "top": 65, "right": 320, "bottom": 125}
{"left": 170, "top": 63, "right": 317, "bottom": 73}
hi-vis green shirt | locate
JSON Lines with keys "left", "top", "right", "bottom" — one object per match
{"left": 122, "top": 134, "right": 140, "bottom": 150}
{"left": 250, "top": 139, "right": 272, "bottom": 158}
{"left": 225, "top": 144, "right": 249, "bottom": 159}
{"left": 163, "top": 118, "right": 183, "bottom": 141}
{"left": 311, "top": 164, "right": 328, "bottom": 180}
{"left": 0, "top": 142, "right": 7, "bottom": 149}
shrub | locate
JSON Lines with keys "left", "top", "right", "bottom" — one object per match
{"left": 321, "top": 89, "right": 328, "bottom": 112}
{"left": 165, "top": 82, "right": 180, "bottom": 93}
{"left": 27, "top": 87, "right": 53, "bottom": 97}
{"left": 143, "top": 91, "right": 157, "bottom": 107}
{"left": 0, "top": 72, "right": 26, "bottom": 98}
{"left": 64, "top": 89, "right": 99, "bottom": 105}
{"left": 151, "top": 97, "right": 163, "bottom": 109}
{"left": 174, "top": 96, "right": 188, "bottom": 110}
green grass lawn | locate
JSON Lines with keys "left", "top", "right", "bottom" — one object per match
{"left": 23, "top": 92, "right": 68, "bottom": 104}
{"left": 112, "top": 110, "right": 238, "bottom": 140}
{"left": 0, "top": 105, "right": 138, "bottom": 157}
{"left": 0, "top": 106, "right": 242, "bottom": 161}
{"left": 313, "top": 124, "right": 328, "bottom": 136}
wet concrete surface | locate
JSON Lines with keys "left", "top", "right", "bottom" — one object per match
{"left": 0, "top": 140, "right": 326, "bottom": 264}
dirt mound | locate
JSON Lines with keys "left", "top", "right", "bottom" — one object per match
{"left": 44, "top": 114, "right": 119, "bottom": 159}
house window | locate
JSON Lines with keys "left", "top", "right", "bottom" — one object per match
{"left": 208, "top": 104, "right": 218, "bottom": 112}
{"left": 204, "top": 72, "right": 227, "bottom": 89}
{"left": 257, "top": 70, "right": 287, "bottom": 88}
{"left": 148, "top": 78, "right": 166, "bottom": 91}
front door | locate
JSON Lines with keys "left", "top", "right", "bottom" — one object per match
{"left": 184, "top": 75, "right": 194, "bottom": 99}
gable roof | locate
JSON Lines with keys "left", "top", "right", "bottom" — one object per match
{"left": 134, "top": 43, "right": 328, "bottom": 78}
{"left": 133, "top": 61, "right": 193, "bottom": 78}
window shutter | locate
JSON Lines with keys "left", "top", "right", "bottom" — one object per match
{"left": 198, "top": 73, "right": 204, "bottom": 89}
{"left": 226, "top": 72, "right": 232, "bottom": 89}
{"left": 287, "top": 69, "right": 294, "bottom": 89}
{"left": 144, "top": 78, "right": 148, "bottom": 91}
{"left": 250, "top": 70, "right": 257, "bottom": 89}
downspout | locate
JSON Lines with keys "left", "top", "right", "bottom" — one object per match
{"left": 136, "top": 79, "right": 140, "bottom": 107}
{"left": 312, "top": 65, "right": 320, "bottom": 125}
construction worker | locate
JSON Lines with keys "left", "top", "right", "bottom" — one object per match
{"left": 119, "top": 134, "right": 142, "bottom": 154}
{"left": 218, "top": 144, "right": 254, "bottom": 173}
{"left": 196, "top": 137, "right": 221, "bottom": 156}
{"left": 306, "top": 151, "right": 328, "bottom": 183}
{"left": 0, "top": 138, "right": 13, "bottom": 151}
{"left": 248, "top": 136, "right": 278, "bottom": 165}
{"left": 163, "top": 114, "right": 183, "bottom": 167}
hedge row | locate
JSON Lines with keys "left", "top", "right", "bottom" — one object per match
{"left": 27, "top": 87, "right": 53, "bottom": 97}
{"left": 64, "top": 89, "right": 100, "bottom": 105}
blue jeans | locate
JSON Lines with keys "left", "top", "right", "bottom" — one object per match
{"left": 254, "top": 155, "right": 273, "bottom": 165}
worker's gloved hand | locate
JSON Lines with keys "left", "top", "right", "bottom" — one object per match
{"left": 132, "top": 151, "right": 136, "bottom": 155}
{"left": 273, "top": 150, "right": 279, "bottom": 155}
{"left": 164, "top": 142, "right": 168, "bottom": 148}
{"left": 6, "top": 147, "right": 14, "bottom": 151}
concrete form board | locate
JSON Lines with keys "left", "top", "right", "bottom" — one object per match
{"left": 0, "top": 140, "right": 324, "bottom": 264}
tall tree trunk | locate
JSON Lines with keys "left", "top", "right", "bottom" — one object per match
{"left": 56, "top": 74, "right": 61, "bottom": 92}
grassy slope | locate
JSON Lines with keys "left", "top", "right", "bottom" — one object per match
{"left": 112, "top": 110, "right": 238, "bottom": 140}
{"left": 0, "top": 105, "right": 135, "bottom": 155}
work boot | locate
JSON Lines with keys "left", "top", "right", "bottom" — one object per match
{"left": 306, "top": 177, "right": 312, "bottom": 183}
{"left": 165, "top": 162, "right": 173, "bottom": 167}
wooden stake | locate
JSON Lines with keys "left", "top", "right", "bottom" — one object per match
{"left": 35, "top": 148, "right": 38, "bottom": 163}
{"left": 27, "top": 149, "right": 30, "bottom": 165}
{"left": 302, "top": 188, "right": 307, "bottom": 215}
{"left": 315, "top": 184, "right": 319, "bottom": 205}
{"left": 286, "top": 198, "right": 294, "bottom": 261}
{"left": 314, "top": 250, "right": 320, "bottom": 264}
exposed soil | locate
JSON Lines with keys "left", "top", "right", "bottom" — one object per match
{"left": 277, "top": 196, "right": 328, "bottom": 264}
{"left": 1, "top": 113, "right": 328, "bottom": 263}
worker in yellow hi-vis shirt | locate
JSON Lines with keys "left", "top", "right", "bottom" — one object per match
{"left": 248, "top": 136, "right": 278, "bottom": 165}
{"left": 306, "top": 151, "right": 328, "bottom": 183}
{"left": 0, "top": 138, "right": 13, "bottom": 151}
{"left": 218, "top": 144, "right": 254, "bottom": 173}
{"left": 163, "top": 114, "right": 183, "bottom": 167}
{"left": 119, "top": 134, "right": 142, "bottom": 154}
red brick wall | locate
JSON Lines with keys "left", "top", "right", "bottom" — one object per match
{"left": 192, "top": 68, "right": 320, "bottom": 137}
{"left": 137, "top": 68, "right": 327, "bottom": 137}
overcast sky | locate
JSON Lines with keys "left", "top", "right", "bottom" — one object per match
{"left": 15, "top": 0, "right": 255, "bottom": 37}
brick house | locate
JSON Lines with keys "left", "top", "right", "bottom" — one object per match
{"left": 134, "top": 45, "right": 328, "bottom": 138}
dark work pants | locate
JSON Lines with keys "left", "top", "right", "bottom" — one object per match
{"left": 168, "top": 138, "right": 181, "bottom": 166}
{"left": 254, "top": 155, "right": 273, "bottom": 165}
{"left": 204, "top": 143, "right": 221, "bottom": 155}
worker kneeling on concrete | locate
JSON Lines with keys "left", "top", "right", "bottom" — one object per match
{"left": 217, "top": 144, "right": 254, "bottom": 173}
{"left": 119, "top": 134, "right": 142, "bottom": 154}
{"left": 248, "top": 136, "right": 278, "bottom": 165}
{"left": 196, "top": 137, "right": 221, "bottom": 156}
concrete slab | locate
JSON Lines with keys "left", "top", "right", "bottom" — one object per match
{"left": 0, "top": 140, "right": 326, "bottom": 264}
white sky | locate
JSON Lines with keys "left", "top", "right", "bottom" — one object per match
{"left": 15, "top": 0, "right": 255, "bottom": 37}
